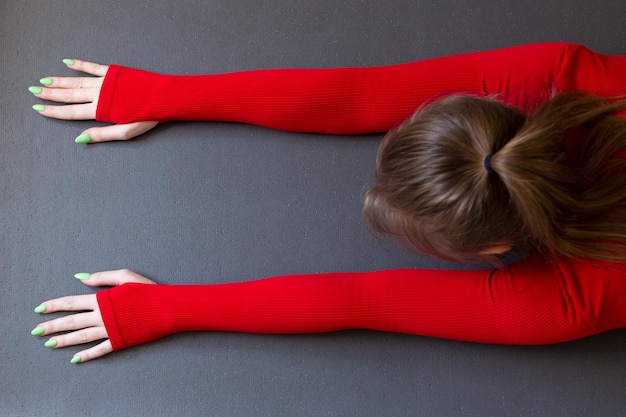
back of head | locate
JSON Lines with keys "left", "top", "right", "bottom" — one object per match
{"left": 363, "top": 93, "right": 626, "bottom": 264}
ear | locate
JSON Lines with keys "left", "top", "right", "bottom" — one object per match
{"left": 479, "top": 243, "right": 512, "bottom": 255}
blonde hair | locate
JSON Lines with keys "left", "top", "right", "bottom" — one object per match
{"left": 363, "top": 93, "right": 626, "bottom": 264}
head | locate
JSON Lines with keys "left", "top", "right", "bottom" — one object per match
{"left": 363, "top": 95, "right": 527, "bottom": 264}
{"left": 364, "top": 93, "right": 626, "bottom": 264}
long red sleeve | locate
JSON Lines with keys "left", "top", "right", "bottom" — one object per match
{"left": 97, "top": 42, "right": 626, "bottom": 134}
{"left": 97, "top": 253, "right": 626, "bottom": 351}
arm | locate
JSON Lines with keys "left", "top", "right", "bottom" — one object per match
{"left": 33, "top": 254, "right": 626, "bottom": 362}
{"left": 34, "top": 42, "right": 598, "bottom": 141}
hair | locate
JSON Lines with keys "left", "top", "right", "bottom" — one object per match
{"left": 363, "top": 92, "right": 626, "bottom": 264}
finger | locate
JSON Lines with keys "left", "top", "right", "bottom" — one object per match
{"left": 38, "top": 76, "right": 102, "bottom": 90}
{"left": 64, "top": 59, "right": 109, "bottom": 77}
{"left": 45, "top": 326, "right": 108, "bottom": 349}
{"left": 34, "top": 102, "right": 96, "bottom": 120}
{"left": 36, "top": 294, "right": 97, "bottom": 314}
{"left": 79, "top": 121, "right": 159, "bottom": 143}
{"left": 37, "top": 311, "right": 101, "bottom": 335}
{"left": 32, "top": 86, "right": 99, "bottom": 104}
{"left": 78, "top": 269, "right": 157, "bottom": 287}
{"left": 70, "top": 340, "right": 114, "bottom": 364}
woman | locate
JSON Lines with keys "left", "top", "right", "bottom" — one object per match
{"left": 30, "top": 43, "right": 626, "bottom": 363}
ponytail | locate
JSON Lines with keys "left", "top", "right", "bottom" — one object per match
{"left": 363, "top": 93, "right": 626, "bottom": 264}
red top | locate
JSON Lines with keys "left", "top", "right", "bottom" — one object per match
{"left": 95, "top": 42, "right": 626, "bottom": 351}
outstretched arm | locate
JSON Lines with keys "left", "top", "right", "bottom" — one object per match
{"left": 34, "top": 42, "right": 604, "bottom": 142}
{"left": 33, "top": 254, "right": 626, "bottom": 363}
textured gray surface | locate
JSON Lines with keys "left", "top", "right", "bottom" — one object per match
{"left": 1, "top": 1, "right": 625, "bottom": 416}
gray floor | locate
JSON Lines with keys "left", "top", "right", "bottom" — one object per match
{"left": 2, "top": 1, "right": 626, "bottom": 416}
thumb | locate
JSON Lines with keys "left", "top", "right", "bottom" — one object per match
{"left": 75, "top": 269, "right": 157, "bottom": 287}
{"left": 75, "top": 121, "right": 159, "bottom": 143}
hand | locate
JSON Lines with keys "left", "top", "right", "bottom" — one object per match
{"left": 32, "top": 269, "right": 156, "bottom": 363}
{"left": 31, "top": 59, "right": 158, "bottom": 143}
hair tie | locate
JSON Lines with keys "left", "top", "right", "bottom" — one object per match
{"left": 483, "top": 154, "right": 494, "bottom": 174}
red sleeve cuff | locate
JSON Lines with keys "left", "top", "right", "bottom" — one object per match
{"left": 97, "top": 283, "right": 177, "bottom": 351}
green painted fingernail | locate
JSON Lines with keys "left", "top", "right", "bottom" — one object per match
{"left": 32, "top": 104, "right": 45, "bottom": 112}
{"left": 34, "top": 304, "right": 46, "bottom": 314}
{"left": 39, "top": 77, "right": 53, "bottom": 86}
{"left": 74, "top": 134, "right": 92, "bottom": 144}
{"left": 70, "top": 356, "right": 81, "bottom": 364}
{"left": 45, "top": 339, "right": 57, "bottom": 348}
{"left": 29, "top": 86, "right": 42, "bottom": 94}
{"left": 31, "top": 326, "right": 45, "bottom": 336}
{"left": 74, "top": 272, "right": 91, "bottom": 280}
{"left": 63, "top": 59, "right": 75, "bottom": 65}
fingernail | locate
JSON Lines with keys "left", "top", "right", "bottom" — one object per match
{"left": 45, "top": 339, "right": 57, "bottom": 348}
{"left": 63, "top": 59, "right": 75, "bottom": 65}
{"left": 74, "top": 272, "right": 91, "bottom": 280}
{"left": 74, "top": 134, "right": 92, "bottom": 144}
{"left": 70, "top": 356, "right": 81, "bottom": 364}
{"left": 32, "top": 104, "right": 45, "bottom": 112}
{"left": 31, "top": 326, "right": 45, "bottom": 336}
{"left": 28, "top": 86, "right": 43, "bottom": 94}
{"left": 34, "top": 304, "right": 47, "bottom": 314}
{"left": 39, "top": 77, "right": 53, "bottom": 86}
